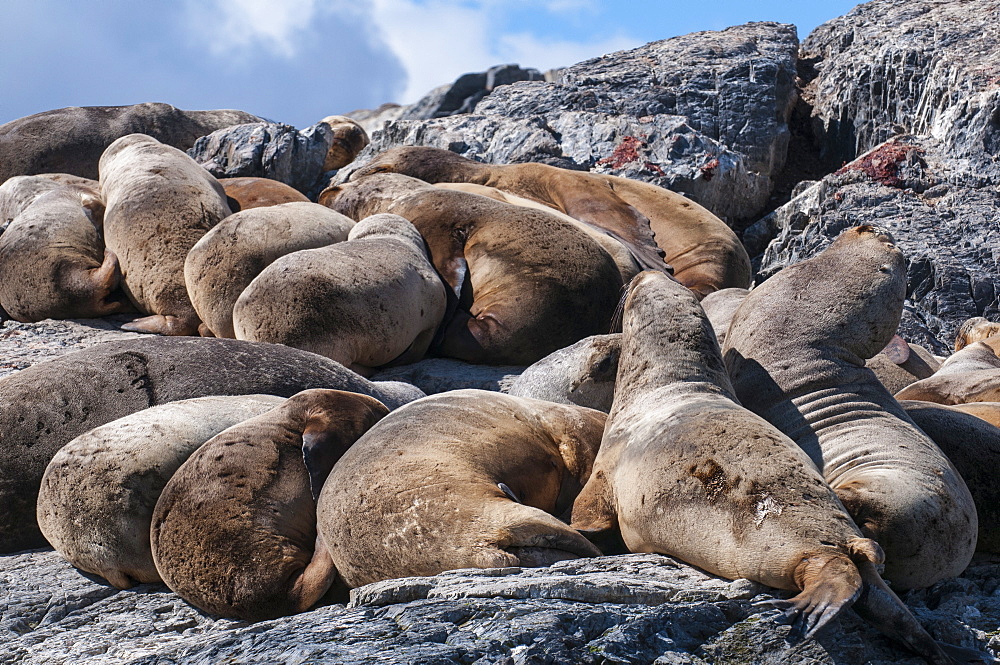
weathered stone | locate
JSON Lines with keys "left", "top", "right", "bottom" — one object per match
{"left": 749, "top": 135, "right": 1000, "bottom": 354}
{"left": 371, "top": 357, "right": 523, "bottom": 395}
{"left": 401, "top": 64, "right": 544, "bottom": 121}
{"left": 188, "top": 121, "right": 337, "bottom": 195}
{"left": 802, "top": 0, "right": 1000, "bottom": 180}
{"left": 346, "top": 102, "right": 406, "bottom": 138}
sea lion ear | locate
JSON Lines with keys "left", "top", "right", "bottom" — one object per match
{"left": 301, "top": 398, "right": 389, "bottom": 501}
{"left": 79, "top": 192, "right": 106, "bottom": 231}
{"left": 880, "top": 334, "right": 911, "bottom": 365}
{"left": 317, "top": 185, "right": 342, "bottom": 207}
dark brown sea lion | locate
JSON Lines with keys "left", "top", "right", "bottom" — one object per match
{"left": 326, "top": 173, "right": 624, "bottom": 365}
{"left": 572, "top": 269, "right": 980, "bottom": 665}
{"left": 219, "top": 177, "right": 309, "bottom": 211}
{"left": 185, "top": 202, "right": 355, "bottom": 338}
{"left": 0, "top": 336, "right": 424, "bottom": 553}
{"left": 37, "top": 395, "right": 285, "bottom": 588}
{"left": 0, "top": 188, "right": 126, "bottom": 322}
{"left": 0, "top": 103, "right": 260, "bottom": 183}
{"left": 152, "top": 389, "right": 388, "bottom": 620}
{"left": 723, "top": 225, "right": 977, "bottom": 590}
{"left": 99, "top": 133, "right": 232, "bottom": 335}
{"left": 318, "top": 115, "right": 370, "bottom": 171}
{"left": 316, "top": 389, "right": 605, "bottom": 588}
{"left": 232, "top": 214, "right": 446, "bottom": 375}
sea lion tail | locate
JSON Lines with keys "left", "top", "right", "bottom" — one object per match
{"left": 849, "top": 538, "right": 991, "bottom": 664}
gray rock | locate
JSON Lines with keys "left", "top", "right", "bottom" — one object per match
{"left": 371, "top": 357, "right": 523, "bottom": 395}
{"left": 188, "top": 121, "right": 338, "bottom": 194}
{"left": 2, "top": 549, "right": 997, "bottom": 664}
{"left": 750, "top": 135, "right": 1000, "bottom": 354}
{"left": 802, "top": 0, "right": 1000, "bottom": 180}
{"left": 401, "top": 64, "right": 544, "bottom": 121}
{"left": 346, "top": 103, "right": 406, "bottom": 138}
{"left": 344, "top": 22, "right": 799, "bottom": 224}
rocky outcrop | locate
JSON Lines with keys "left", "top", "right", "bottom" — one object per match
{"left": 2, "top": 549, "right": 997, "bottom": 664}
{"left": 401, "top": 64, "right": 544, "bottom": 121}
{"left": 342, "top": 22, "right": 800, "bottom": 224}
{"left": 749, "top": 135, "right": 1000, "bottom": 354}
{"left": 802, "top": 0, "right": 1000, "bottom": 178}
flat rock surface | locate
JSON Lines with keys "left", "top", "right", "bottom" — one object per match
{"left": 2, "top": 550, "right": 998, "bottom": 664}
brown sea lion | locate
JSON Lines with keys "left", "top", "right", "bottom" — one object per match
{"left": 151, "top": 389, "right": 388, "bottom": 620}
{"left": 0, "top": 188, "right": 126, "bottom": 322}
{"left": 901, "top": 400, "right": 1000, "bottom": 553}
{"left": 0, "top": 173, "right": 102, "bottom": 231}
{"left": 572, "top": 270, "right": 978, "bottom": 664}
{"left": 0, "top": 336, "right": 424, "bottom": 554}
{"left": 37, "top": 395, "right": 285, "bottom": 588}
{"left": 185, "top": 202, "right": 355, "bottom": 338}
{"left": 219, "top": 177, "right": 309, "bottom": 211}
{"left": 949, "top": 402, "right": 1000, "bottom": 429}
{"left": 723, "top": 225, "right": 977, "bottom": 590}
{"left": 316, "top": 389, "right": 605, "bottom": 588}
{"left": 348, "top": 146, "right": 752, "bottom": 296}
{"left": 955, "top": 317, "right": 1000, "bottom": 351}
{"left": 318, "top": 115, "right": 370, "bottom": 171}
{"left": 326, "top": 173, "right": 624, "bottom": 365}
{"left": 232, "top": 214, "right": 446, "bottom": 375}
{"left": 0, "top": 103, "right": 260, "bottom": 184}
{"left": 100, "top": 133, "right": 233, "bottom": 335}
{"left": 895, "top": 335, "right": 1000, "bottom": 405}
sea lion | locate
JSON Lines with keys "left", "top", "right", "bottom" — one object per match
{"left": 950, "top": 402, "right": 1000, "bottom": 429}
{"left": 507, "top": 334, "right": 621, "bottom": 413}
{"left": 219, "top": 177, "right": 309, "bottom": 211}
{"left": 900, "top": 400, "right": 1000, "bottom": 553}
{"left": 316, "top": 389, "right": 605, "bottom": 588}
{"left": 349, "top": 146, "right": 752, "bottom": 296}
{"left": 185, "top": 202, "right": 355, "bottom": 338}
{"left": 0, "top": 188, "right": 127, "bottom": 322}
{"left": 0, "top": 173, "right": 101, "bottom": 231}
{"left": 700, "top": 287, "right": 749, "bottom": 346}
{"left": 152, "top": 389, "right": 388, "bottom": 620}
{"left": 895, "top": 335, "right": 1000, "bottom": 405}
{"left": 955, "top": 317, "right": 1000, "bottom": 351}
{"left": 571, "top": 270, "right": 975, "bottom": 664}
{"left": 326, "top": 174, "right": 624, "bottom": 365}
{"left": 0, "top": 103, "right": 260, "bottom": 183}
{"left": 100, "top": 133, "right": 233, "bottom": 335}
{"left": 318, "top": 115, "right": 370, "bottom": 171}
{"left": 37, "top": 394, "right": 285, "bottom": 588}
{"left": 0, "top": 336, "right": 424, "bottom": 553}
{"left": 723, "top": 225, "right": 977, "bottom": 590}
{"left": 865, "top": 335, "right": 941, "bottom": 394}
{"left": 431, "top": 182, "right": 641, "bottom": 284}
{"left": 233, "top": 214, "right": 447, "bottom": 375}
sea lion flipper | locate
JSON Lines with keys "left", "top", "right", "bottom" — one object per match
{"left": 496, "top": 506, "right": 603, "bottom": 561}
{"left": 759, "top": 552, "right": 862, "bottom": 640}
{"left": 881, "top": 334, "right": 911, "bottom": 365}
{"left": 121, "top": 314, "right": 199, "bottom": 336}
{"left": 569, "top": 470, "right": 619, "bottom": 537}
{"left": 286, "top": 535, "right": 339, "bottom": 613}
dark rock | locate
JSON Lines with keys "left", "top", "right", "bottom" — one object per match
{"left": 401, "top": 64, "right": 544, "bottom": 121}
{"left": 188, "top": 121, "right": 337, "bottom": 195}
{"left": 749, "top": 135, "right": 1000, "bottom": 354}
{"left": 802, "top": 0, "right": 1000, "bottom": 179}
{"left": 0, "top": 103, "right": 261, "bottom": 184}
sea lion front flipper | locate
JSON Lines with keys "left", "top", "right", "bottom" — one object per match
{"left": 286, "top": 535, "right": 339, "bottom": 613}
{"left": 570, "top": 469, "right": 619, "bottom": 540}
{"left": 120, "top": 314, "right": 199, "bottom": 336}
{"left": 881, "top": 334, "right": 911, "bottom": 365}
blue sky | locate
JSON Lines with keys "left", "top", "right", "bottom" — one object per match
{"left": 1, "top": 1, "right": 862, "bottom": 129}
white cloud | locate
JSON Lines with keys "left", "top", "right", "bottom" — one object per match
{"left": 495, "top": 31, "right": 639, "bottom": 74}
{"left": 185, "top": 0, "right": 322, "bottom": 58}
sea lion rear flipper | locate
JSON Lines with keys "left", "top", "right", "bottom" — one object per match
{"left": 121, "top": 314, "right": 199, "bottom": 336}
{"left": 759, "top": 551, "right": 862, "bottom": 639}
{"left": 286, "top": 534, "right": 339, "bottom": 613}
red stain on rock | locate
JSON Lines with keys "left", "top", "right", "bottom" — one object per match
{"left": 597, "top": 136, "right": 644, "bottom": 169}
{"left": 836, "top": 140, "right": 923, "bottom": 188}
{"left": 700, "top": 158, "right": 720, "bottom": 181}
{"left": 644, "top": 162, "right": 665, "bottom": 176}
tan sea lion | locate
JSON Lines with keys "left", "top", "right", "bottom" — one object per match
{"left": 100, "top": 133, "right": 233, "bottom": 335}
{"left": 0, "top": 173, "right": 102, "bottom": 231}
{"left": 37, "top": 394, "right": 285, "bottom": 588}
{"left": 955, "top": 317, "right": 1000, "bottom": 351}
{"left": 233, "top": 214, "right": 446, "bottom": 375}
{"left": 0, "top": 188, "right": 127, "bottom": 322}
{"left": 432, "top": 182, "right": 641, "bottom": 284}
{"left": 699, "top": 287, "right": 749, "bottom": 346}
{"left": 723, "top": 226, "right": 977, "bottom": 590}
{"left": 326, "top": 174, "right": 624, "bottom": 365}
{"left": 0, "top": 103, "right": 261, "bottom": 183}
{"left": 901, "top": 400, "right": 1000, "bottom": 553}
{"left": 151, "top": 389, "right": 388, "bottom": 620}
{"left": 0, "top": 336, "right": 424, "bottom": 554}
{"left": 318, "top": 115, "right": 370, "bottom": 171}
{"left": 219, "top": 177, "right": 309, "bottom": 211}
{"left": 316, "top": 389, "right": 606, "bottom": 588}
{"left": 185, "top": 202, "right": 355, "bottom": 338}
{"left": 950, "top": 402, "right": 1000, "bottom": 429}
{"left": 349, "top": 146, "right": 752, "bottom": 296}
{"left": 895, "top": 335, "right": 1000, "bottom": 405}
{"left": 571, "top": 270, "right": 977, "bottom": 664}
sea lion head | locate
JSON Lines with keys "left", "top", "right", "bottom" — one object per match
{"left": 318, "top": 116, "right": 369, "bottom": 171}
{"left": 955, "top": 317, "right": 1000, "bottom": 352}
{"left": 320, "top": 173, "right": 432, "bottom": 220}
{"left": 349, "top": 146, "right": 479, "bottom": 183}
{"left": 347, "top": 213, "right": 425, "bottom": 251}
